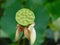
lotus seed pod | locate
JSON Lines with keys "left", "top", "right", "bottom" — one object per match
{"left": 15, "top": 8, "right": 35, "bottom": 26}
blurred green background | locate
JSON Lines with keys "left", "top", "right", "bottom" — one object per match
{"left": 0, "top": 0, "right": 60, "bottom": 45}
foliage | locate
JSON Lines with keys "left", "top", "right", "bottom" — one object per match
{"left": 0, "top": 0, "right": 60, "bottom": 45}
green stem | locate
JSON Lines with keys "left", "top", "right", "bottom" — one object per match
{"left": 16, "top": 32, "right": 24, "bottom": 45}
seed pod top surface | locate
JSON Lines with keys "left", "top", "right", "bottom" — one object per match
{"left": 15, "top": 8, "right": 35, "bottom": 26}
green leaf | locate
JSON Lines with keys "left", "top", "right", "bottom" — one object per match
{"left": 1, "top": 0, "right": 22, "bottom": 41}
{"left": 2, "top": 0, "right": 23, "bottom": 9}
{"left": 34, "top": 6, "right": 49, "bottom": 28}
{"left": 33, "top": 6, "right": 49, "bottom": 45}
{"left": 25, "top": 0, "right": 47, "bottom": 10}
{"left": 45, "top": 0, "right": 60, "bottom": 19}
{"left": 2, "top": 0, "right": 16, "bottom": 8}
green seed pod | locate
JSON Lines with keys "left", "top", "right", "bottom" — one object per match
{"left": 15, "top": 8, "right": 35, "bottom": 26}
